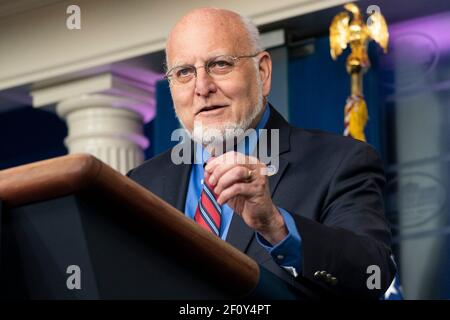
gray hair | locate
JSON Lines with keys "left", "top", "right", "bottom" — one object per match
{"left": 239, "top": 15, "right": 263, "bottom": 71}
{"left": 239, "top": 14, "right": 263, "bottom": 53}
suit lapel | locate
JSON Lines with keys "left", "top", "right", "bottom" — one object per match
{"left": 163, "top": 163, "right": 191, "bottom": 212}
{"left": 226, "top": 215, "right": 255, "bottom": 253}
{"left": 162, "top": 141, "right": 193, "bottom": 212}
{"left": 268, "top": 157, "right": 289, "bottom": 196}
{"left": 226, "top": 156, "right": 290, "bottom": 253}
{"left": 226, "top": 105, "right": 292, "bottom": 253}
{"left": 161, "top": 106, "right": 294, "bottom": 254}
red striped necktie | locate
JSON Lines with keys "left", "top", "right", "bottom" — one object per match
{"left": 194, "top": 176, "right": 222, "bottom": 236}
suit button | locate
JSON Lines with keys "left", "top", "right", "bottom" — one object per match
{"left": 324, "top": 274, "right": 335, "bottom": 284}
{"left": 319, "top": 271, "right": 327, "bottom": 278}
{"left": 330, "top": 277, "right": 338, "bottom": 285}
{"left": 314, "top": 271, "right": 321, "bottom": 279}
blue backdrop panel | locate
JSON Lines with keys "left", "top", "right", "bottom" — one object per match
{"left": 145, "top": 79, "right": 180, "bottom": 159}
{"left": 288, "top": 37, "right": 382, "bottom": 153}
{"left": 0, "top": 107, "right": 67, "bottom": 170}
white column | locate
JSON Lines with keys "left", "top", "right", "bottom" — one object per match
{"left": 57, "top": 93, "right": 150, "bottom": 174}
{"left": 31, "top": 72, "right": 160, "bottom": 174}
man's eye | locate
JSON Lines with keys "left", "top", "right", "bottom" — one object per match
{"left": 176, "top": 67, "right": 194, "bottom": 77}
{"left": 210, "top": 60, "right": 233, "bottom": 69}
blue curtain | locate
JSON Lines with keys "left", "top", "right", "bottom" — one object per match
{"left": 145, "top": 79, "right": 180, "bottom": 159}
{"left": 0, "top": 107, "right": 67, "bottom": 170}
{"left": 288, "top": 37, "right": 382, "bottom": 153}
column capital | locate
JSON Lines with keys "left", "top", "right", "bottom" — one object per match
{"left": 29, "top": 70, "right": 162, "bottom": 174}
{"left": 56, "top": 92, "right": 153, "bottom": 124}
{"left": 31, "top": 71, "right": 159, "bottom": 123}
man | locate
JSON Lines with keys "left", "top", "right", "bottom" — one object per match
{"left": 127, "top": 7, "right": 396, "bottom": 299}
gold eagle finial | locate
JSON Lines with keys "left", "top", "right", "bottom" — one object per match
{"left": 329, "top": 3, "right": 389, "bottom": 142}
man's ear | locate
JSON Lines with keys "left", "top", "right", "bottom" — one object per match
{"left": 258, "top": 51, "right": 272, "bottom": 97}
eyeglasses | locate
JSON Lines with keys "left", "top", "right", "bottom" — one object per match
{"left": 165, "top": 52, "right": 261, "bottom": 85}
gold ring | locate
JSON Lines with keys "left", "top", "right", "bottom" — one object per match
{"left": 246, "top": 169, "right": 254, "bottom": 181}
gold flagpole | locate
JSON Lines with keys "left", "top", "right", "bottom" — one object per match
{"left": 329, "top": 3, "right": 389, "bottom": 142}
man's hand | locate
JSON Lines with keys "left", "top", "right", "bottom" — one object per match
{"left": 205, "top": 151, "right": 287, "bottom": 245}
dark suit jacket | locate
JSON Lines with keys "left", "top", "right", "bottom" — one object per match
{"left": 127, "top": 105, "right": 396, "bottom": 299}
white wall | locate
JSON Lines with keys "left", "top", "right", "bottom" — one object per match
{"left": 0, "top": 0, "right": 350, "bottom": 91}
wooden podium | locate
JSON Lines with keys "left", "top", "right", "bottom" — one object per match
{"left": 0, "top": 154, "right": 319, "bottom": 300}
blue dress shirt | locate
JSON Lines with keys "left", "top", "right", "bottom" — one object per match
{"left": 184, "top": 105, "right": 302, "bottom": 275}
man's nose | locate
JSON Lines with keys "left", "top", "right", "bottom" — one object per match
{"left": 194, "top": 67, "right": 217, "bottom": 97}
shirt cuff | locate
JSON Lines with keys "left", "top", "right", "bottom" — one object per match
{"left": 255, "top": 208, "right": 302, "bottom": 276}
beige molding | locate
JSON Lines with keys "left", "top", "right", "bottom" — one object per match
{"left": 0, "top": 0, "right": 351, "bottom": 91}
